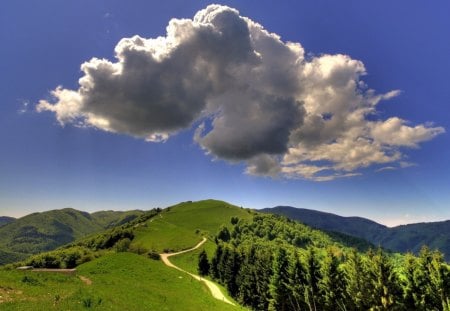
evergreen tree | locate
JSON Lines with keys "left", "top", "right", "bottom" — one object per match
{"left": 254, "top": 246, "right": 273, "bottom": 310}
{"left": 416, "top": 246, "right": 443, "bottom": 309}
{"left": 305, "top": 247, "right": 322, "bottom": 311}
{"left": 198, "top": 249, "right": 210, "bottom": 276}
{"left": 319, "top": 249, "right": 347, "bottom": 311}
{"left": 368, "top": 248, "right": 403, "bottom": 310}
{"left": 236, "top": 245, "right": 259, "bottom": 309}
{"left": 403, "top": 253, "right": 424, "bottom": 310}
{"left": 344, "top": 248, "right": 372, "bottom": 310}
{"left": 268, "top": 247, "right": 291, "bottom": 311}
{"left": 287, "top": 252, "right": 308, "bottom": 311}
{"left": 217, "top": 225, "right": 231, "bottom": 242}
{"left": 210, "top": 243, "right": 223, "bottom": 279}
{"left": 223, "top": 249, "right": 240, "bottom": 297}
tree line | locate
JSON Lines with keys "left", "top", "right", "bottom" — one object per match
{"left": 198, "top": 214, "right": 450, "bottom": 310}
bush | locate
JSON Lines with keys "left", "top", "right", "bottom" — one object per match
{"left": 147, "top": 250, "right": 160, "bottom": 260}
{"left": 115, "top": 238, "right": 131, "bottom": 252}
{"left": 129, "top": 243, "right": 148, "bottom": 255}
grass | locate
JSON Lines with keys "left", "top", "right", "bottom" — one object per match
{"left": 131, "top": 200, "right": 253, "bottom": 253}
{"left": 0, "top": 200, "right": 255, "bottom": 310}
{"left": 0, "top": 252, "right": 241, "bottom": 310}
{"left": 169, "top": 239, "right": 240, "bottom": 307}
{"left": 170, "top": 239, "right": 217, "bottom": 274}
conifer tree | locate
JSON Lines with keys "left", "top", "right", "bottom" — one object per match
{"left": 368, "top": 248, "right": 403, "bottom": 310}
{"left": 198, "top": 249, "right": 210, "bottom": 276}
{"left": 210, "top": 243, "right": 223, "bottom": 279}
{"left": 319, "top": 249, "right": 347, "bottom": 311}
{"left": 344, "top": 248, "right": 372, "bottom": 310}
{"left": 287, "top": 251, "right": 308, "bottom": 311}
{"left": 402, "top": 253, "right": 426, "bottom": 310}
{"left": 217, "top": 225, "right": 231, "bottom": 242}
{"left": 236, "top": 245, "right": 259, "bottom": 308}
{"left": 305, "top": 247, "right": 322, "bottom": 311}
{"left": 268, "top": 247, "right": 291, "bottom": 311}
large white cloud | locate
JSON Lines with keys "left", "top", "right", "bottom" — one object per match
{"left": 37, "top": 5, "right": 445, "bottom": 180}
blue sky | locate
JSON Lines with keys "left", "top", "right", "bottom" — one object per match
{"left": 1, "top": 0, "right": 449, "bottom": 226}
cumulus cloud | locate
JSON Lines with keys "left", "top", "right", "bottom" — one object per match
{"left": 37, "top": 5, "right": 445, "bottom": 180}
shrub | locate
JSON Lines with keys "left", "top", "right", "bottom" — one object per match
{"left": 147, "top": 250, "right": 160, "bottom": 260}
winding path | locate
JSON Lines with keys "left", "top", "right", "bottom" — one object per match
{"left": 159, "top": 238, "right": 235, "bottom": 305}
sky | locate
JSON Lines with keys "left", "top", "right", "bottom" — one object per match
{"left": 1, "top": 0, "right": 449, "bottom": 226}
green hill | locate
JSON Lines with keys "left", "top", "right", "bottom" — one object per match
{"left": 0, "top": 216, "right": 15, "bottom": 227}
{"left": 0, "top": 200, "right": 250, "bottom": 310}
{"left": 262, "top": 206, "right": 450, "bottom": 260}
{"left": 130, "top": 200, "right": 254, "bottom": 253}
{"left": 0, "top": 208, "right": 144, "bottom": 265}
{"left": 1, "top": 200, "right": 448, "bottom": 310}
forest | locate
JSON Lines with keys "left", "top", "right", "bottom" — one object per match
{"left": 199, "top": 214, "right": 450, "bottom": 311}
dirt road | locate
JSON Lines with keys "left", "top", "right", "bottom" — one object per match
{"left": 159, "top": 238, "right": 235, "bottom": 305}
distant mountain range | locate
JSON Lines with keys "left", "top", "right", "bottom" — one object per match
{"left": 0, "top": 216, "right": 15, "bottom": 227}
{"left": 0, "top": 208, "right": 144, "bottom": 265}
{"left": 261, "top": 206, "right": 450, "bottom": 260}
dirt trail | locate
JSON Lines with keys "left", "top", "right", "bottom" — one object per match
{"left": 159, "top": 238, "right": 235, "bottom": 305}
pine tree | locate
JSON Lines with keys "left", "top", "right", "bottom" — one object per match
{"left": 368, "top": 248, "right": 403, "bottom": 310}
{"left": 403, "top": 253, "right": 424, "bottom": 310}
{"left": 416, "top": 246, "right": 442, "bottom": 309}
{"left": 223, "top": 248, "right": 240, "bottom": 297}
{"left": 344, "top": 248, "right": 372, "bottom": 310}
{"left": 210, "top": 243, "right": 223, "bottom": 279}
{"left": 268, "top": 247, "right": 291, "bottom": 311}
{"left": 217, "top": 225, "right": 231, "bottom": 242}
{"left": 305, "top": 247, "right": 322, "bottom": 311}
{"left": 236, "top": 245, "right": 259, "bottom": 308}
{"left": 287, "top": 251, "right": 308, "bottom": 311}
{"left": 198, "top": 249, "right": 210, "bottom": 276}
{"left": 319, "top": 249, "right": 347, "bottom": 311}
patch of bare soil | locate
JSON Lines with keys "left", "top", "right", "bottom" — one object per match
{"left": 0, "top": 286, "right": 23, "bottom": 304}
{"left": 79, "top": 275, "right": 92, "bottom": 285}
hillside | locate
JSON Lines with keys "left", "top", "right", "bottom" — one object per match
{"left": 0, "top": 208, "right": 144, "bottom": 265}
{"left": 262, "top": 206, "right": 450, "bottom": 260}
{"left": 0, "top": 200, "right": 251, "bottom": 310}
{"left": 0, "top": 252, "right": 240, "bottom": 310}
{"left": 0, "top": 216, "right": 15, "bottom": 227}
{"left": 1, "top": 200, "right": 449, "bottom": 310}
{"left": 90, "top": 209, "right": 144, "bottom": 228}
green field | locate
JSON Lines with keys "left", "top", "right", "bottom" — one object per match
{"left": 0, "top": 252, "right": 240, "bottom": 310}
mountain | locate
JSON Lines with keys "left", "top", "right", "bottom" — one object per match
{"left": 1, "top": 200, "right": 449, "bottom": 310}
{"left": 261, "top": 206, "right": 450, "bottom": 260}
{"left": 0, "top": 216, "right": 15, "bottom": 227}
{"left": 0, "top": 208, "right": 144, "bottom": 265}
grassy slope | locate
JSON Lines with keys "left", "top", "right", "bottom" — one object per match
{"left": 0, "top": 252, "right": 240, "bottom": 310}
{"left": 131, "top": 200, "right": 253, "bottom": 252}
{"left": 0, "top": 200, "right": 252, "bottom": 310}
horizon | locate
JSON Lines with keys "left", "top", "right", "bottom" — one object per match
{"left": 2, "top": 198, "right": 448, "bottom": 228}
{"left": 1, "top": 1, "right": 449, "bottom": 228}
